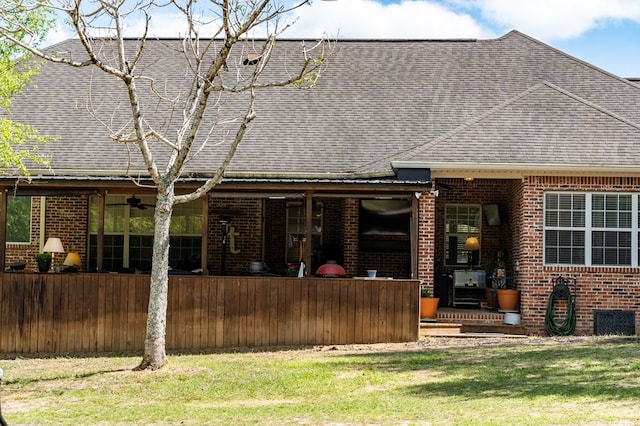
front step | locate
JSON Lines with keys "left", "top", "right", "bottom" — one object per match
{"left": 420, "top": 321, "right": 527, "bottom": 337}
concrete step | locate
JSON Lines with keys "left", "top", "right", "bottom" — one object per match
{"left": 420, "top": 321, "right": 527, "bottom": 337}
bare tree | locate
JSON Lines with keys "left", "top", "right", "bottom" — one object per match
{"left": 0, "top": 0, "right": 329, "bottom": 370}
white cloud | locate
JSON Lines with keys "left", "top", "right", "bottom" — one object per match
{"left": 43, "top": 0, "right": 640, "bottom": 46}
{"left": 463, "top": 0, "right": 640, "bottom": 40}
{"left": 281, "top": 0, "right": 491, "bottom": 39}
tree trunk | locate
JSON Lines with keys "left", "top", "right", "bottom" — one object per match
{"left": 136, "top": 186, "right": 174, "bottom": 370}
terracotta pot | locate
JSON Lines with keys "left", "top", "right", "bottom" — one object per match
{"left": 485, "top": 288, "right": 498, "bottom": 310}
{"left": 420, "top": 297, "right": 439, "bottom": 319}
{"left": 497, "top": 289, "right": 520, "bottom": 311}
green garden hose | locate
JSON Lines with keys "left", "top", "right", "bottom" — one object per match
{"left": 544, "top": 277, "right": 577, "bottom": 336}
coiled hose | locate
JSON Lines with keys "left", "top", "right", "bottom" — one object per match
{"left": 544, "top": 277, "right": 576, "bottom": 336}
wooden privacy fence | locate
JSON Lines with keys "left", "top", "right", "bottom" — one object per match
{"left": 0, "top": 273, "right": 420, "bottom": 354}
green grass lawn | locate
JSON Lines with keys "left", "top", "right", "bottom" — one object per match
{"left": 1, "top": 336, "right": 638, "bottom": 425}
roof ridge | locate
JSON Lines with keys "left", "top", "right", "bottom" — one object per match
{"left": 500, "top": 30, "right": 640, "bottom": 86}
{"left": 541, "top": 81, "right": 640, "bottom": 131}
{"left": 361, "top": 80, "right": 640, "bottom": 173}
{"left": 355, "top": 82, "right": 548, "bottom": 172}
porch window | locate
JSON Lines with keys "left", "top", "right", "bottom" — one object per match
{"left": 89, "top": 195, "right": 202, "bottom": 272}
{"left": 445, "top": 204, "right": 481, "bottom": 266}
{"left": 6, "top": 196, "right": 32, "bottom": 244}
{"left": 286, "top": 201, "right": 322, "bottom": 264}
{"left": 544, "top": 192, "right": 635, "bottom": 266}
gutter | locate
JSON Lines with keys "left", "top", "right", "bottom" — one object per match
{"left": 392, "top": 161, "right": 640, "bottom": 177}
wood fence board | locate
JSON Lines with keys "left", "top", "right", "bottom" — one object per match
{"left": 134, "top": 276, "right": 148, "bottom": 351}
{"left": 86, "top": 274, "right": 97, "bottom": 352}
{"left": 282, "top": 280, "right": 293, "bottom": 345}
{"left": 238, "top": 278, "right": 248, "bottom": 347}
{"left": 103, "top": 274, "right": 114, "bottom": 352}
{"left": 313, "top": 281, "right": 324, "bottom": 346}
{"left": 96, "top": 275, "right": 106, "bottom": 352}
{"left": 1, "top": 274, "right": 419, "bottom": 354}
{"left": 214, "top": 279, "right": 225, "bottom": 348}
{"left": 191, "top": 277, "right": 203, "bottom": 349}
{"left": 267, "top": 280, "right": 279, "bottom": 346}
{"left": 244, "top": 279, "right": 256, "bottom": 347}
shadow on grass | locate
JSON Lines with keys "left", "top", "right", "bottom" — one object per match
{"left": 329, "top": 337, "right": 640, "bottom": 402}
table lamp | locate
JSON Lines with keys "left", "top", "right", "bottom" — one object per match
{"left": 63, "top": 252, "right": 82, "bottom": 272}
{"left": 43, "top": 237, "right": 65, "bottom": 272}
{"left": 463, "top": 236, "right": 480, "bottom": 270}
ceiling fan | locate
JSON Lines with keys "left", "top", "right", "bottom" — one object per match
{"left": 107, "top": 195, "right": 155, "bottom": 210}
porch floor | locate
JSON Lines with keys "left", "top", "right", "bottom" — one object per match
{"left": 420, "top": 307, "right": 527, "bottom": 337}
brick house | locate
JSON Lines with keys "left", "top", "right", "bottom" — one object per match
{"left": 1, "top": 30, "right": 639, "bottom": 346}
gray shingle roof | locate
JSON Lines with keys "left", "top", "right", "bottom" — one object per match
{"left": 8, "top": 30, "right": 640, "bottom": 181}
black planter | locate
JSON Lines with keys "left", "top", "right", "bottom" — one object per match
{"left": 37, "top": 260, "right": 51, "bottom": 273}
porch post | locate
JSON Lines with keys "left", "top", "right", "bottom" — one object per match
{"left": 0, "top": 189, "right": 6, "bottom": 271}
{"left": 411, "top": 193, "right": 419, "bottom": 279}
{"left": 304, "top": 190, "right": 313, "bottom": 276}
{"left": 96, "top": 189, "right": 105, "bottom": 272}
{"left": 201, "top": 195, "right": 209, "bottom": 275}
{"left": 417, "top": 192, "right": 436, "bottom": 285}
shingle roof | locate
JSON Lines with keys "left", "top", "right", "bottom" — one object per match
{"left": 8, "top": 30, "right": 640, "bottom": 181}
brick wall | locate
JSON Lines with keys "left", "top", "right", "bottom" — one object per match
{"left": 417, "top": 192, "right": 435, "bottom": 288}
{"left": 5, "top": 196, "right": 88, "bottom": 271}
{"left": 519, "top": 176, "right": 640, "bottom": 335}
{"left": 433, "top": 178, "right": 514, "bottom": 274}
{"left": 207, "top": 197, "right": 263, "bottom": 275}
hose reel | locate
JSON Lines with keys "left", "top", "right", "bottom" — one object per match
{"left": 544, "top": 275, "right": 577, "bottom": 336}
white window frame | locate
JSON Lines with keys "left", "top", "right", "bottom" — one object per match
{"left": 444, "top": 204, "right": 481, "bottom": 266}
{"left": 544, "top": 191, "right": 639, "bottom": 267}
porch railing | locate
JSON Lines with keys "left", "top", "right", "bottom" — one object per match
{"left": 0, "top": 273, "right": 419, "bottom": 355}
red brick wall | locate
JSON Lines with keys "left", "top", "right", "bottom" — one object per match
{"left": 518, "top": 176, "right": 640, "bottom": 336}
{"left": 207, "top": 197, "right": 263, "bottom": 276}
{"left": 417, "top": 192, "right": 435, "bottom": 289}
{"left": 5, "top": 196, "right": 88, "bottom": 271}
{"left": 433, "top": 178, "right": 514, "bottom": 274}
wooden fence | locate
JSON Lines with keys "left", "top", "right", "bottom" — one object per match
{"left": 0, "top": 273, "right": 420, "bottom": 355}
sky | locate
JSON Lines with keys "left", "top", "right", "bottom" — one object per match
{"left": 45, "top": 0, "right": 640, "bottom": 77}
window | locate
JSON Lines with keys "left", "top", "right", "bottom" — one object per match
{"left": 89, "top": 195, "right": 202, "bottom": 272}
{"left": 544, "top": 193, "right": 585, "bottom": 265}
{"left": 6, "top": 196, "right": 32, "bottom": 244}
{"left": 286, "top": 202, "right": 322, "bottom": 263}
{"left": 544, "top": 192, "right": 637, "bottom": 266}
{"left": 445, "top": 204, "right": 481, "bottom": 266}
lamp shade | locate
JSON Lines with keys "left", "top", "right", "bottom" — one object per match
{"left": 463, "top": 236, "right": 480, "bottom": 251}
{"left": 42, "top": 237, "right": 65, "bottom": 253}
{"left": 63, "top": 252, "right": 82, "bottom": 268}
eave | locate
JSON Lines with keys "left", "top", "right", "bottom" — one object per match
{"left": 392, "top": 161, "right": 640, "bottom": 179}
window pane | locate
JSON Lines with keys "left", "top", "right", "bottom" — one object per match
{"left": 545, "top": 229, "right": 584, "bottom": 265}
{"left": 592, "top": 230, "right": 631, "bottom": 266}
{"left": 171, "top": 200, "right": 202, "bottom": 234}
{"left": 445, "top": 205, "right": 481, "bottom": 266}
{"left": 7, "top": 196, "right": 31, "bottom": 243}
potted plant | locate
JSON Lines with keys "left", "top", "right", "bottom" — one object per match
{"left": 495, "top": 271, "right": 520, "bottom": 312}
{"left": 420, "top": 286, "right": 439, "bottom": 319}
{"left": 35, "top": 252, "right": 52, "bottom": 273}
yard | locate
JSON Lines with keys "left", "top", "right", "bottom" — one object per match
{"left": 0, "top": 335, "right": 638, "bottom": 425}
